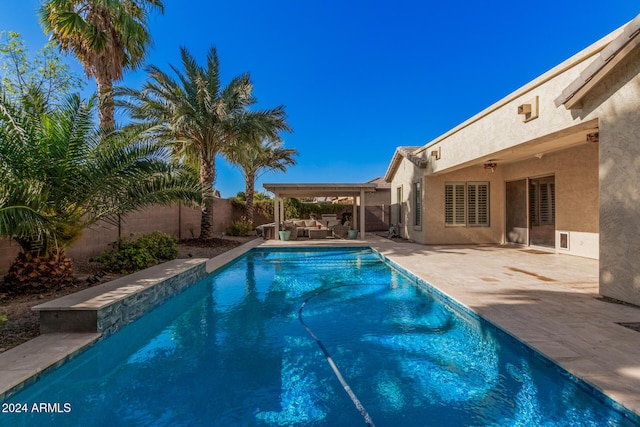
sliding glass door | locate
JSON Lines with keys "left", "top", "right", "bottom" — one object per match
{"left": 505, "top": 176, "right": 555, "bottom": 248}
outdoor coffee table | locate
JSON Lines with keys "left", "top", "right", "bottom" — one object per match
{"left": 308, "top": 228, "right": 328, "bottom": 239}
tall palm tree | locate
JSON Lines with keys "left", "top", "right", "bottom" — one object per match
{"left": 0, "top": 87, "right": 202, "bottom": 290}
{"left": 226, "top": 138, "right": 297, "bottom": 224}
{"left": 117, "top": 46, "right": 291, "bottom": 239}
{"left": 38, "top": 0, "right": 164, "bottom": 129}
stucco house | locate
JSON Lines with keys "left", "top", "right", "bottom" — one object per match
{"left": 385, "top": 15, "right": 640, "bottom": 306}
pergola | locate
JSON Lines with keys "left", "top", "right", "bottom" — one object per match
{"left": 262, "top": 183, "right": 378, "bottom": 239}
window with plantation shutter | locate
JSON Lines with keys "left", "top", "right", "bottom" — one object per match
{"left": 413, "top": 181, "right": 422, "bottom": 226}
{"left": 446, "top": 182, "right": 489, "bottom": 227}
{"left": 539, "top": 182, "right": 555, "bottom": 225}
{"left": 530, "top": 179, "right": 555, "bottom": 226}
{"left": 468, "top": 182, "right": 489, "bottom": 226}
{"left": 445, "top": 183, "right": 466, "bottom": 226}
{"left": 396, "top": 186, "right": 403, "bottom": 224}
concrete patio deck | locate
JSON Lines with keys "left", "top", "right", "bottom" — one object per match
{"left": 2, "top": 235, "right": 639, "bottom": 420}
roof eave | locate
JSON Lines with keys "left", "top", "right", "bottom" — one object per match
{"left": 555, "top": 14, "right": 640, "bottom": 109}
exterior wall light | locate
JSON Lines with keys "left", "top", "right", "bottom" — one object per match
{"left": 483, "top": 162, "right": 497, "bottom": 172}
{"left": 430, "top": 147, "right": 441, "bottom": 160}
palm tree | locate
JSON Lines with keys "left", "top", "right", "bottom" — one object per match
{"left": 226, "top": 138, "right": 297, "bottom": 224}
{"left": 38, "top": 0, "right": 164, "bottom": 129}
{"left": 117, "top": 46, "right": 291, "bottom": 239}
{"left": 0, "top": 87, "right": 202, "bottom": 290}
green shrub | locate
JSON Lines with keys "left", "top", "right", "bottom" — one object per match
{"left": 136, "top": 231, "right": 179, "bottom": 260}
{"left": 230, "top": 196, "right": 274, "bottom": 220}
{"left": 97, "top": 232, "right": 178, "bottom": 274}
{"left": 284, "top": 197, "right": 351, "bottom": 219}
{"left": 225, "top": 217, "right": 254, "bottom": 236}
{"left": 0, "top": 315, "right": 7, "bottom": 328}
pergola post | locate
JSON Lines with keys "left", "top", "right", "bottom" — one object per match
{"left": 274, "top": 192, "right": 280, "bottom": 238}
{"left": 351, "top": 196, "right": 357, "bottom": 233}
{"left": 360, "top": 188, "right": 366, "bottom": 238}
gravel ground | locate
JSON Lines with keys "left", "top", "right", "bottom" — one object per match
{"left": 0, "top": 236, "right": 254, "bottom": 353}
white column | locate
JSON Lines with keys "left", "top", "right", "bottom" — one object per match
{"left": 279, "top": 198, "right": 285, "bottom": 223}
{"left": 360, "top": 189, "right": 366, "bottom": 239}
{"left": 351, "top": 196, "right": 357, "bottom": 232}
{"left": 274, "top": 192, "right": 280, "bottom": 239}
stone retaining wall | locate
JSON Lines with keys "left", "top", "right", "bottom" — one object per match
{"left": 33, "top": 258, "right": 208, "bottom": 337}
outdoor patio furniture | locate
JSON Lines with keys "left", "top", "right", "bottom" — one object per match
{"left": 284, "top": 219, "right": 342, "bottom": 238}
{"left": 332, "top": 225, "right": 349, "bottom": 239}
{"left": 308, "top": 228, "right": 329, "bottom": 239}
{"left": 262, "top": 225, "right": 275, "bottom": 240}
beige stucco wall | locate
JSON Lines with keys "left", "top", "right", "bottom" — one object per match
{"left": 582, "top": 45, "right": 640, "bottom": 305}
{"left": 390, "top": 156, "right": 428, "bottom": 241}
{"left": 501, "top": 143, "right": 600, "bottom": 259}
{"left": 392, "top": 140, "right": 599, "bottom": 249}
{"left": 501, "top": 143, "right": 599, "bottom": 233}
{"left": 422, "top": 167, "right": 504, "bottom": 245}
{"left": 389, "top": 23, "right": 640, "bottom": 304}
{"left": 412, "top": 37, "right": 610, "bottom": 176}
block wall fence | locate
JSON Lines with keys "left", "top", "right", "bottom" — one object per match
{"left": 0, "top": 198, "right": 249, "bottom": 274}
{"left": 0, "top": 199, "right": 388, "bottom": 273}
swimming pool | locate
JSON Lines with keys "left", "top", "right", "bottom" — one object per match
{"left": 2, "top": 247, "right": 638, "bottom": 426}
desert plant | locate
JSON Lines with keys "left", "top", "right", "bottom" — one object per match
{"left": 96, "top": 232, "right": 178, "bottom": 274}
{"left": 117, "top": 46, "right": 290, "bottom": 238}
{"left": 225, "top": 217, "right": 253, "bottom": 237}
{"left": 0, "top": 87, "right": 201, "bottom": 291}
{"left": 4, "top": 252, "right": 75, "bottom": 291}
{"left": 225, "top": 139, "right": 296, "bottom": 224}
{"left": 39, "top": 0, "right": 164, "bottom": 128}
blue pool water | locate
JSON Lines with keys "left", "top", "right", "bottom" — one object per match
{"left": 2, "top": 247, "right": 639, "bottom": 426}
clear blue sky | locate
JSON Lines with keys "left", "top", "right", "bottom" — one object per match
{"left": 1, "top": 1, "right": 639, "bottom": 198}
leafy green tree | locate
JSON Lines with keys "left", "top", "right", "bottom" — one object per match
{"left": 226, "top": 139, "right": 297, "bottom": 224}
{"left": 0, "top": 31, "right": 84, "bottom": 105}
{"left": 39, "top": 0, "right": 164, "bottom": 129}
{"left": 0, "top": 87, "right": 202, "bottom": 290}
{"left": 117, "top": 46, "right": 291, "bottom": 238}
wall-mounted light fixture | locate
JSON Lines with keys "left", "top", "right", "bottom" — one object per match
{"left": 483, "top": 162, "right": 497, "bottom": 172}
{"left": 430, "top": 147, "right": 441, "bottom": 160}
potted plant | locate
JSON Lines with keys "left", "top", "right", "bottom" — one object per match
{"left": 347, "top": 229, "right": 359, "bottom": 239}
{"left": 278, "top": 223, "right": 291, "bottom": 241}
